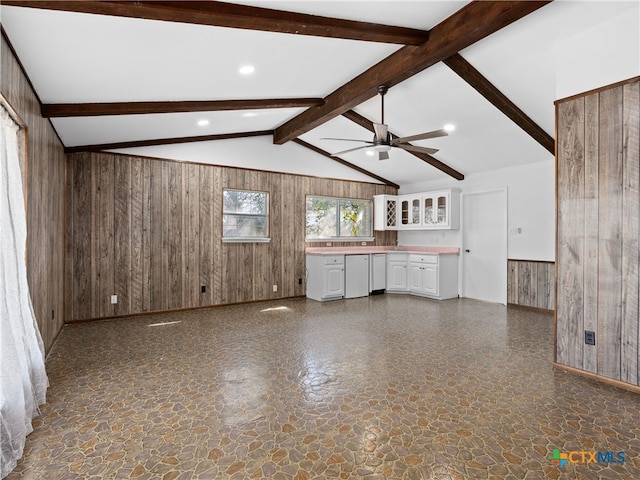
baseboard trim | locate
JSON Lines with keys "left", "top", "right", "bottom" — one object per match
{"left": 553, "top": 363, "right": 640, "bottom": 394}
{"left": 64, "top": 295, "right": 306, "bottom": 324}
{"left": 507, "top": 303, "right": 553, "bottom": 314}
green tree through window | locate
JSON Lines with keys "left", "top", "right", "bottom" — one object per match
{"left": 306, "top": 196, "right": 372, "bottom": 239}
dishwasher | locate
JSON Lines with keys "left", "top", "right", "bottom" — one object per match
{"left": 344, "top": 254, "right": 370, "bottom": 298}
{"left": 370, "top": 253, "right": 386, "bottom": 294}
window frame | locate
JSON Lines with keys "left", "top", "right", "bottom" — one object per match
{"left": 222, "top": 188, "right": 270, "bottom": 243}
{"left": 305, "top": 195, "right": 374, "bottom": 242}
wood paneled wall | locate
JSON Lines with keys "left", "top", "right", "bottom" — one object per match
{"left": 65, "top": 152, "right": 397, "bottom": 321}
{"left": 556, "top": 77, "right": 639, "bottom": 387}
{"left": 1, "top": 35, "right": 66, "bottom": 353}
{"left": 507, "top": 260, "right": 554, "bottom": 311}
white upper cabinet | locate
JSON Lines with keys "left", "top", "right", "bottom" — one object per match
{"left": 375, "top": 189, "right": 459, "bottom": 231}
{"left": 422, "top": 190, "right": 460, "bottom": 229}
{"left": 373, "top": 195, "right": 398, "bottom": 231}
{"left": 399, "top": 194, "right": 422, "bottom": 228}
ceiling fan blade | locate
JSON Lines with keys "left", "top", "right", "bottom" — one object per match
{"left": 392, "top": 129, "right": 448, "bottom": 145}
{"left": 396, "top": 144, "right": 439, "bottom": 155}
{"left": 378, "top": 151, "right": 390, "bottom": 161}
{"left": 321, "top": 137, "right": 373, "bottom": 144}
{"left": 331, "top": 145, "right": 371, "bottom": 156}
{"left": 373, "top": 123, "right": 389, "bottom": 142}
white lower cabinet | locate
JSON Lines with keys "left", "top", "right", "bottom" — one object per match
{"left": 390, "top": 253, "right": 458, "bottom": 300}
{"left": 306, "top": 251, "right": 458, "bottom": 302}
{"left": 324, "top": 263, "right": 345, "bottom": 298}
{"left": 386, "top": 253, "right": 408, "bottom": 292}
{"left": 306, "top": 255, "right": 344, "bottom": 301}
{"left": 409, "top": 255, "right": 439, "bottom": 296}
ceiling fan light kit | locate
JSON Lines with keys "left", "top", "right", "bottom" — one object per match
{"left": 323, "top": 85, "right": 447, "bottom": 161}
{"left": 373, "top": 144, "right": 391, "bottom": 152}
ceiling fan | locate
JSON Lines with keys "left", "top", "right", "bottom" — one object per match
{"left": 323, "top": 85, "right": 448, "bottom": 161}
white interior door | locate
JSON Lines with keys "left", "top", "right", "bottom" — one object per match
{"left": 462, "top": 188, "right": 507, "bottom": 304}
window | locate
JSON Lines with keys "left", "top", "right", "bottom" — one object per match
{"left": 223, "top": 189, "right": 269, "bottom": 242}
{"left": 306, "top": 196, "right": 372, "bottom": 240}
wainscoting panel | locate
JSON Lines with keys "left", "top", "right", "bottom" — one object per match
{"left": 507, "top": 260, "right": 555, "bottom": 311}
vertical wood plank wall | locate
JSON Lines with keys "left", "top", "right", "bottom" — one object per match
{"left": 1, "top": 35, "right": 66, "bottom": 354}
{"left": 556, "top": 78, "right": 640, "bottom": 387}
{"left": 65, "top": 152, "right": 397, "bottom": 321}
{"left": 507, "top": 260, "right": 555, "bottom": 311}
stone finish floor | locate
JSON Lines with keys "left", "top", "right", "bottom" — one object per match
{"left": 6, "top": 296, "right": 640, "bottom": 480}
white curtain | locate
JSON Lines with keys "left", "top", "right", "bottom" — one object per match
{"left": 0, "top": 105, "right": 48, "bottom": 478}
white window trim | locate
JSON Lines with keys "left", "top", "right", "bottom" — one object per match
{"left": 223, "top": 189, "right": 269, "bottom": 242}
{"left": 222, "top": 237, "right": 271, "bottom": 243}
{"left": 306, "top": 237, "right": 375, "bottom": 243}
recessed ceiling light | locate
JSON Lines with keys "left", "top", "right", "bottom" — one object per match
{"left": 242, "top": 112, "right": 258, "bottom": 118}
{"left": 444, "top": 124, "right": 455, "bottom": 132}
{"left": 366, "top": 150, "right": 375, "bottom": 156}
{"left": 197, "top": 119, "right": 210, "bottom": 127}
{"left": 239, "top": 65, "right": 255, "bottom": 75}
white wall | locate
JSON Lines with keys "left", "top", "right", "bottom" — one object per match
{"left": 555, "top": 4, "right": 640, "bottom": 100}
{"left": 399, "top": 159, "right": 555, "bottom": 261}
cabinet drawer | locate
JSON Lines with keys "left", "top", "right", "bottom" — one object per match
{"left": 409, "top": 254, "right": 438, "bottom": 264}
{"left": 323, "top": 255, "right": 344, "bottom": 265}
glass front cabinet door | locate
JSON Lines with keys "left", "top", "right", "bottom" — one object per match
{"left": 423, "top": 196, "right": 435, "bottom": 226}
{"left": 399, "top": 194, "right": 422, "bottom": 228}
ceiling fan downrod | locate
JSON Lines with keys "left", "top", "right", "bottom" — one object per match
{"left": 378, "top": 85, "right": 388, "bottom": 125}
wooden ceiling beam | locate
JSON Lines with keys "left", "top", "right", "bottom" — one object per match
{"left": 293, "top": 139, "right": 399, "bottom": 189}
{"left": 443, "top": 53, "right": 555, "bottom": 155}
{"left": 3, "top": 1, "right": 429, "bottom": 45}
{"left": 42, "top": 98, "right": 324, "bottom": 118}
{"left": 342, "top": 110, "right": 464, "bottom": 181}
{"left": 274, "top": 1, "right": 551, "bottom": 145}
{"left": 64, "top": 130, "right": 272, "bottom": 154}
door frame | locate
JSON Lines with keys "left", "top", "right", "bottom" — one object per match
{"left": 461, "top": 187, "right": 508, "bottom": 304}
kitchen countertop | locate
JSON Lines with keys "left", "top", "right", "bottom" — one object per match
{"left": 305, "top": 245, "right": 460, "bottom": 255}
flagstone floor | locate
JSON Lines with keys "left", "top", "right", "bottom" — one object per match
{"left": 6, "top": 295, "right": 640, "bottom": 479}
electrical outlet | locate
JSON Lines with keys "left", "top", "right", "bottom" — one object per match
{"left": 361, "top": 241, "right": 367, "bottom": 246}
{"left": 326, "top": 242, "right": 332, "bottom": 247}
{"left": 273, "top": 284, "right": 278, "bottom": 292}
{"left": 585, "top": 330, "right": 596, "bottom": 345}
{"left": 298, "top": 278, "right": 303, "bottom": 285}
{"left": 110, "top": 295, "right": 118, "bottom": 304}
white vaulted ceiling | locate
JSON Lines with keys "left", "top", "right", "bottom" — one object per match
{"left": 1, "top": 1, "right": 638, "bottom": 187}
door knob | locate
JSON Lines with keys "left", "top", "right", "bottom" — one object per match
{"left": 465, "top": 249, "right": 470, "bottom": 253}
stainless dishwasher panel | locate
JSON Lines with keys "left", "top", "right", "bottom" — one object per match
{"left": 370, "top": 253, "right": 386, "bottom": 293}
{"left": 345, "top": 254, "right": 370, "bottom": 298}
